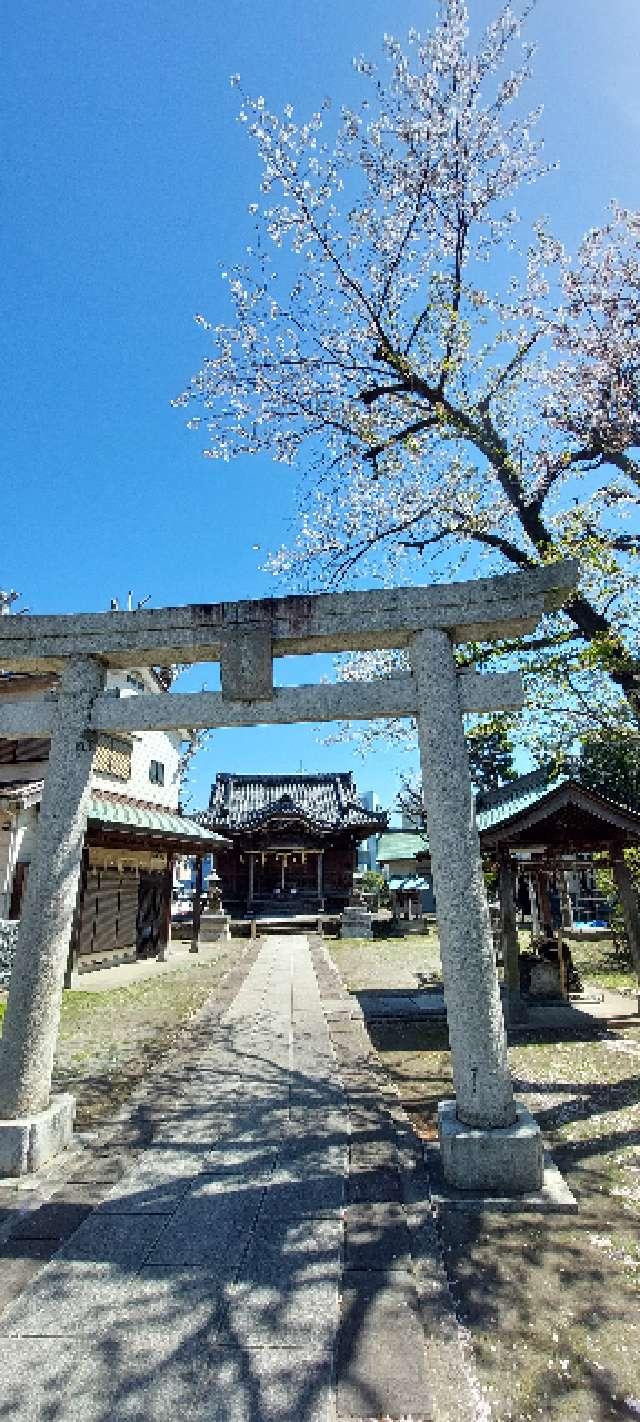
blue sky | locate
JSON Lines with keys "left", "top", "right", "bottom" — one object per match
{"left": 2, "top": 0, "right": 638, "bottom": 815}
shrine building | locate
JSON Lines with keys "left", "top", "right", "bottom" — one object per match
{"left": 202, "top": 772, "right": 387, "bottom": 918}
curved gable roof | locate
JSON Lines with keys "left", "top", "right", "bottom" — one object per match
{"left": 477, "top": 776, "right": 640, "bottom": 849}
{"left": 204, "top": 771, "right": 387, "bottom": 837}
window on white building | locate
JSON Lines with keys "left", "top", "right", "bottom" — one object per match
{"left": 149, "top": 760, "right": 165, "bottom": 786}
{"left": 93, "top": 734, "right": 132, "bottom": 781}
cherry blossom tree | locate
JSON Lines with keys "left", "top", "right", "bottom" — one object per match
{"left": 174, "top": 0, "right": 640, "bottom": 748}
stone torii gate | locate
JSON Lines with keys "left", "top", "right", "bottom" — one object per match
{"left": 0, "top": 563, "right": 577, "bottom": 1186}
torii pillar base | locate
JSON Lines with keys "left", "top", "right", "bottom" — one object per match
{"left": 0, "top": 1093, "right": 75, "bottom": 1179}
{"left": 438, "top": 1099, "right": 543, "bottom": 1193}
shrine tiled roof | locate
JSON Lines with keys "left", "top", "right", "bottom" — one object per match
{"left": 475, "top": 769, "right": 567, "bottom": 833}
{"left": 476, "top": 773, "right": 640, "bottom": 844}
{"left": 379, "top": 773, "right": 566, "bottom": 864}
{"left": 203, "top": 772, "right": 387, "bottom": 836}
{"left": 377, "top": 770, "right": 640, "bottom": 866}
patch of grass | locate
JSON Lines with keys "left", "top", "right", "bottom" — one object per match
{"left": 569, "top": 933, "right": 637, "bottom": 994}
{"left": 0, "top": 946, "right": 242, "bottom": 1133}
{"left": 330, "top": 933, "right": 442, "bottom": 993}
{"left": 53, "top": 966, "right": 230, "bottom": 1129}
{"left": 337, "top": 932, "right": 439, "bottom": 951}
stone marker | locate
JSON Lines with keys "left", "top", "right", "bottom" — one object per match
{"left": 340, "top": 890, "right": 373, "bottom": 940}
{"left": 199, "top": 913, "right": 231, "bottom": 944}
{"left": 196, "top": 879, "right": 231, "bottom": 945}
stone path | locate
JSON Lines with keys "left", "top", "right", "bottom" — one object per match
{"left": 0, "top": 936, "right": 481, "bottom": 1422}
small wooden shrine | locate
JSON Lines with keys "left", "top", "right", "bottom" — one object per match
{"left": 202, "top": 772, "right": 387, "bottom": 917}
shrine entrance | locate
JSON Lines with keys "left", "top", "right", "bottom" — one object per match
{"left": 252, "top": 850, "right": 320, "bottom": 901}
{"left": 0, "top": 563, "right": 577, "bottom": 1191}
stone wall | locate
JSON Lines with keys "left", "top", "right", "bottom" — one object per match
{"left": 0, "top": 920, "right": 18, "bottom": 988}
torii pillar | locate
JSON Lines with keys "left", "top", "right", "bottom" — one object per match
{"left": 0, "top": 658, "right": 105, "bottom": 1174}
{"left": 411, "top": 629, "right": 542, "bottom": 1191}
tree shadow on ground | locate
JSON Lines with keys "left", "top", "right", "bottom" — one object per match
{"left": 0, "top": 949, "right": 434, "bottom": 1422}
{"left": 368, "top": 1012, "right": 640, "bottom": 1422}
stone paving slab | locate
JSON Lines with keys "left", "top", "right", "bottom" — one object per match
{"left": 2, "top": 1212, "right": 170, "bottom": 1336}
{"left": 97, "top": 1167, "right": 196, "bottom": 1215}
{"left": 0, "top": 1237, "right": 59, "bottom": 1310}
{"left": 144, "top": 1195, "right": 265, "bottom": 1270}
{"left": 0, "top": 1336, "right": 223, "bottom": 1422}
{"left": 356, "top": 988, "right": 447, "bottom": 1021}
{"left": 219, "top": 1214, "right": 341, "bottom": 1348}
{"left": 199, "top": 1141, "right": 282, "bottom": 1177}
{"left": 262, "top": 1171, "right": 345, "bottom": 1219}
{"left": 344, "top": 1202, "right": 413, "bottom": 1273}
{"left": 347, "top": 1162, "right": 403, "bottom": 1205}
{"left": 35, "top": 1334, "right": 328, "bottom": 1422}
{"left": 0, "top": 933, "right": 495, "bottom": 1420}
{"left": 197, "top": 1344, "right": 335, "bottom": 1422}
{"left": 69, "top": 1150, "right": 131, "bottom": 1184}
{"left": 337, "top": 1270, "right": 432, "bottom": 1420}
{"left": 7, "top": 1184, "right": 108, "bottom": 1240}
{"left": 309, "top": 936, "right": 489, "bottom": 1422}
{"left": 0, "top": 937, "right": 351, "bottom": 1420}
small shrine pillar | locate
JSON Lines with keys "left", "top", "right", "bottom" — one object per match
{"left": 499, "top": 849, "right": 521, "bottom": 1023}
{"left": 190, "top": 855, "right": 203, "bottom": 954}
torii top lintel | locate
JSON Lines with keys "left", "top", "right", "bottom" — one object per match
{"left": 0, "top": 563, "right": 577, "bottom": 676}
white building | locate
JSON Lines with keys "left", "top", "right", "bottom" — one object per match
{"left": 0, "top": 666, "right": 221, "bottom": 972}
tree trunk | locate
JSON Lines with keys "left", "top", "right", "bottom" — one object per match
{"left": 611, "top": 853, "right": 640, "bottom": 997}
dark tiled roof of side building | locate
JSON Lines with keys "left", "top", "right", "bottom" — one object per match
{"left": 205, "top": 772, "right": 387, "bottom": 835}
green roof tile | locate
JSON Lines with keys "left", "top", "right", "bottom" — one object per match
{"left": 387, "top": 874, "right": 432, "bottom": 891}
{"left": 88, "top": 795, "right": 225, "bottom": 842}
{"left": 378, "top": 830, "right": 429, "bottom": 861}
{"left": 475, "top": 777, "right": 568, "bottom": 833}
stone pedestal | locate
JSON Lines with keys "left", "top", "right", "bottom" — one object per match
{"left": 340, "top": 905, "right": 373, "bottom": 939}
{"left": 199, "top": 912, "right": 231, "bottom": 944}
{"left": 529, "top": 959, "right": 562, "bottom": 998}
{"left": 0, "top": 1093, "right": 75, "bottom": 1178}
{"left": 438, "top": 1099, "right": 543, "bottom": 1193}
{"left": 400, "top": 918, "right": 425, "bottom": 937}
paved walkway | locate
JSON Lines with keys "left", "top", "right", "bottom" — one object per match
{"left": 0, "top": 937, "right": 480, "bottom": 1422}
